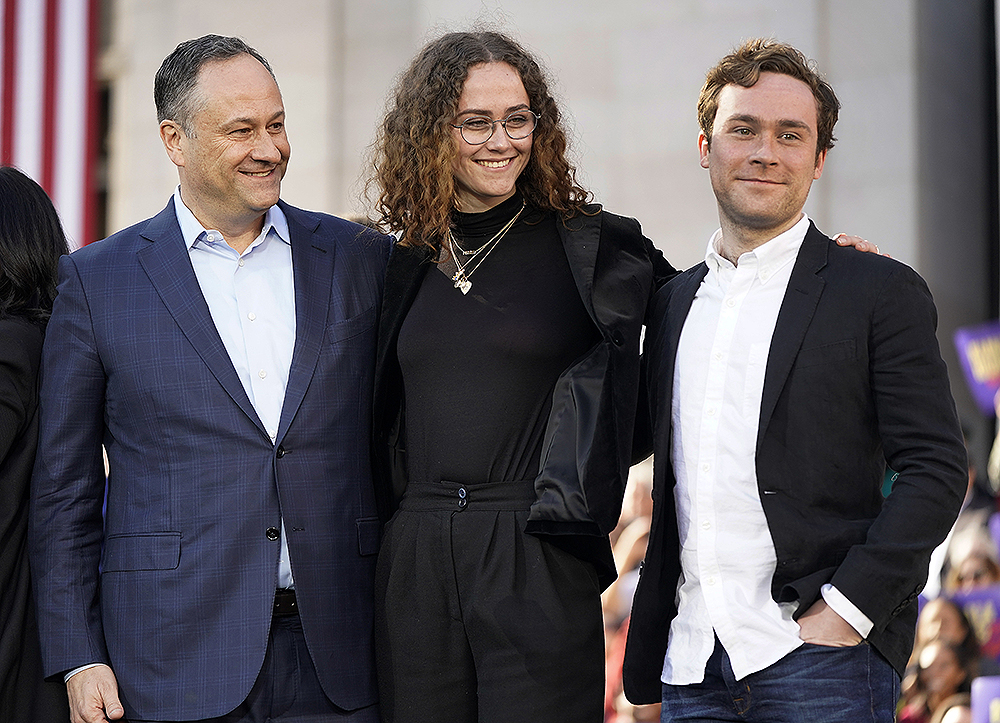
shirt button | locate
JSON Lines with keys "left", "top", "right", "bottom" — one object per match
{"left": 706, "top": 577, "right": 716, "bottom": 586}
{"left": 707, "top": 407, "right": 716, "bottom": 416}
{"left": 713, "top": 352, "right": 722, "bottom": 361}
{"left": 265, "top": 527, "right": 280, "bottom": 541}
{"left": 248, "top": 312, "right": 256, "bottom": 321}
{"left": 701, "top": 463, "right": 710, "bottom": 472}
{"left": 239, "top": 258, "right": 245, "bottom": 267}
{"left": 726, "top": 298, "right": 735, "bottom": 307}
{"left": 258, "top": 370, "right": 267, "bottom": 379}
{"left": 701, "top": 520, "right": 711, "bottom": 530}
{"left": 206, "top": 233, "right": 216, "bottom": 243}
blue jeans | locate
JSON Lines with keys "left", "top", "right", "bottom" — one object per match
{"left": 661, "top": 637, "right": 899, "bottom": 723}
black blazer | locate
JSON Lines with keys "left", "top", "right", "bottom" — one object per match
{"left": 372, "top": 206, "right": 677, "bottom": 588}
{"left": 623, "top": 222, "right": 968, "bottom": 703}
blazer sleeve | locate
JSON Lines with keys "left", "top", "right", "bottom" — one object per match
{"left": 29, "top": 253, "right": 112, "bottom": 676}
{"left": 828, "top": 263, "right": 967, "bottom": 632}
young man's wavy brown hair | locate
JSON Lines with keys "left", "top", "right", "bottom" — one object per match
{"left": 698, "top": 38, "right": 840, "bottom": 161}
{"left": 368, "top": 31, "right": 591, "bottom": 251}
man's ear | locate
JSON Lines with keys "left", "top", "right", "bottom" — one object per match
{"left": 813, "top": 148, "right": 827, "bottom": 180}
{"left": 699, "top": 131, "right": 711, "bottom": 169}
{"left": 159, "top": 120, "right": 186, "bottom": 168}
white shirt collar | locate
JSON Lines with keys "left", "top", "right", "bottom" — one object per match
{"left": 171, "top": 186, "right": 290, "bottom": 251}
{"left": 705, "top": 213, "right": 811, "bottom": 284}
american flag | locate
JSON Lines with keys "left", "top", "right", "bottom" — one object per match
{"left": 1, "top": 0, "right": 99, "bottom": 249}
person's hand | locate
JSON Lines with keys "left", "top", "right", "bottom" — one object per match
{"left": 67, "top": 665, "right": 125, "bottom": 723}
{"left": 835, "top": 233, "right": 888, "bottom": 256}
{"left": 797, "top": 598, "right": 863, "bottom": 647}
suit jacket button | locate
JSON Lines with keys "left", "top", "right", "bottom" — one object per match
{"left": 266, "top": 527, "right": 280, "bottom": 541}
{"left": 276, "top": 446, "right": 285, "bottom": 459}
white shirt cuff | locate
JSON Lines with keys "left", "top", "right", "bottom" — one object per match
{"left": 821, "top": 583, "right": 874, "bottom": 638}
{"left": 64, "top": 662, "right": 110, "bottom": 683}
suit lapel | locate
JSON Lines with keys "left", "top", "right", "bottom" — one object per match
{"left": 137, "top": 200, "right": 266, "bottom": 433}
{"left": 757, "top": 223, "right": 828, "bottom": 448}
{"left": 277, "top": 203, "right": 332, "bottom": 441}
{"left": 375, "top": 242, "right": 432, "bottom": 394}
{"left": 659, "top": 264, "right": 708, "bottom": 407}
{"left": 555, "top": 208, "right": 600, "bottom": 325}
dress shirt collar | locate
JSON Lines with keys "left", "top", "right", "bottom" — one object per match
{"left": 705, "top": 214, "right": 811, "bottom": 284}
{"left": 172, "top": 186, "right": 290, "bottom": 251}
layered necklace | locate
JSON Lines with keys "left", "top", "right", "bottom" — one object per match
{"left": 447, "top": 201, "right": 525, "bottom": 294}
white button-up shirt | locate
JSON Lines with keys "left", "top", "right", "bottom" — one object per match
{"left": 664, "top": 214, "right": 808, "bottom": 684}
{"left": 173, "top": 188, "right": 297, "bottom": 589}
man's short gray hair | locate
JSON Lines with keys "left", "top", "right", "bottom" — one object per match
{"left": 154, "top": 35, "right": 276, "bottom": 136}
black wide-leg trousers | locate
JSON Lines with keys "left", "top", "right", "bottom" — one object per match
{"left": 375, "top": 479, "right": 605, "bottom": 723}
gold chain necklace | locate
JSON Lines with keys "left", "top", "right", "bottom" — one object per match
{"left": 448, "top": 201, "right": 525, "bottom": 294}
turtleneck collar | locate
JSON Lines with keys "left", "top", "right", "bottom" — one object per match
{"left": 452, "top": 192, "right": 525, "bottom": 240}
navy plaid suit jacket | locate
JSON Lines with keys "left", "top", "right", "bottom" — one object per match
{"left": 30, "top": 198, "right": 390, "bottom": 720}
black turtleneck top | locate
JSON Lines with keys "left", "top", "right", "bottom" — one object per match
{"left": 397, "top": 194, "right": 600, "bottom": 486}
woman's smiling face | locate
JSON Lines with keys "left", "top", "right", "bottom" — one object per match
{"left": 450, "top": 62, "right": 533, "bottom": 213}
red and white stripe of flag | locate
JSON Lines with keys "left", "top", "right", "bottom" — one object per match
{"left": 1, "top": 0, "right": 99, "bottom": 249}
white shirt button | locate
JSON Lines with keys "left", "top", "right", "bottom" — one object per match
{"left": 239, "top": 258, "right": 245, "bottom": 267}
{"left": 258, "top": 369, "right": 267, "bottom": 379}
{"left": 706, "top": 577, "right": 716, "bottom": 586}
{"left": 702, "top": 463, "right": 710, "bottom": 472}
{"left": 726, "top": 298, "right": 736, "bottom": 308}
{"left": 248, "top": 312, "right": 256, "bottom": 321}
{"left": 701, "top": 520, "right": 711, "bottom": 530}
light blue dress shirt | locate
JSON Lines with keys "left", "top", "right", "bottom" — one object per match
{"left": 173, "top": 187, "right": 297, "bottom": 590}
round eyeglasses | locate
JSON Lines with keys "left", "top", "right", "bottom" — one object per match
{"left": 451, "top": 111, "right": 540, "bottom": 145}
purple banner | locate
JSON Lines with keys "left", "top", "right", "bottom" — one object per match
{"left": 954, "top": 321, "right": 1000, "bottom": 417}
{"left": 951, "top": 585, "right": 1000, "bottom": 662}
{"left": 972, "top": 675, "right": 1000, "bottom": 723}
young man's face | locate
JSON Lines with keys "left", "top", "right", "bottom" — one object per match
{"left": 700, "top": 71, "right": 826, "bottom": 239}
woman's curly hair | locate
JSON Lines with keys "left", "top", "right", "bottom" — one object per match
{"left": 367, "top": 31, "right": 591, "bottom": 250}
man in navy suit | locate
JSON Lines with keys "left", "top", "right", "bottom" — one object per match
{"left": 30, "top": 35, "right": 388, "bottom": 722}
{"left": 623, "top": 39, "right": 967, "bottom": 721}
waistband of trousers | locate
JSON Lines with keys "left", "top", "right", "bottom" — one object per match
{"left": 399, "top": 479, "right": 537, "bottom": 511}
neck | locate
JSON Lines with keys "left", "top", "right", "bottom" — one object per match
{"left": 180, "top": 192, "right": 267, "bottom": 254}
{"left": 717, "top": 212, "right": 803, "bottom": 266}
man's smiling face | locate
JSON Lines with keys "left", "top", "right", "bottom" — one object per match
{"left": 700, "top": 71, "right": 826, "bottom": 241}
{"left": 175, "top": 53, "right": 290, "bottom": 233}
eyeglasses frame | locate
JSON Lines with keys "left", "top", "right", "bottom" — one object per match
{"left": 450, "top": 110, "right": 541, "bottom": 145}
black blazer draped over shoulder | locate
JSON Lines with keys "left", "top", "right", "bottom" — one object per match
{"left": 372, "top": 206, "right": 677, "bottom": 589}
